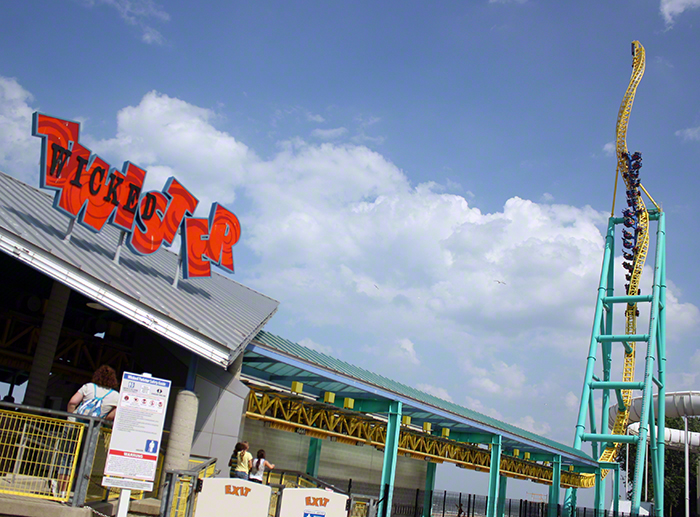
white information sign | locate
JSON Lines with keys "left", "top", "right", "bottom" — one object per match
{"left": 194, "top": 479, "right": 271, "bottom": 517}
{"left": 103, "top": 372, "right": 171, "bottom": 490}
{"left": 278, "top": 488, "right": 349, "bottom": 517}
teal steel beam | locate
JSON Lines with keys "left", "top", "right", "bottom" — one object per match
{"left": 451, "top": 432, "right": 494, "bottom": 444}
{"left": 588, "top": 393, "right": 599, "bottom": 459}
{"left": 654, "top": 213, "right": 666, "bottom": 516}
{"left": 548, "top": 455, "right": 562, "bottom": 517}
{"left": 622, "top": 341, "right": 634, "bottom": 354}
{"left": 354, "top": 399, "right": 392, "bottom": 413}
{"left": 594, "top": 468, "right": 603, "bottom": 512}
{"left": 581, "top": 433, "right": 637, "bottom": 444}
{"left": 615, "top": 389, "right": 626, "bottom": 411}
{"left": 497, "top": 475, "right": 508, "bottom": 517}
{"left": 423, "top": 462, "right": 437, "bottom": 517}
{"left": 574, "top": 217, "right": 615, "bottom": 452}
{"left": 596, "top": 334, "right": 650, "bottom": 342}
{"left": 590, "top": 381, "right": 645, "bottom": 390}
{"left": 602, "top": 295, "right": 654, "bottom": 304}
{"left": 486, "top": 435, "right": 502, "bottom": 517}
{"left": 306, "top": 437, "right": 322, "bottom": 477}
{"left": 631, "top": 212, "right": 665, "bottom": 515}
{"left": 378, "top": 400, "right": 402, "bottom": 517}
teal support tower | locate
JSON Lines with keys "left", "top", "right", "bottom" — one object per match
{"left": 567, "top": 210, "right": 666, "bottom": 517}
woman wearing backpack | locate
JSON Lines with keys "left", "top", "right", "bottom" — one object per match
{"left": 67, "top": 365, "right": 120, "bottom": 420}
{"left": 59, "top": 365, "right": 120, "bottom": 496}
{"left": 249, "top": 449, "right": 275, "bottom": 484}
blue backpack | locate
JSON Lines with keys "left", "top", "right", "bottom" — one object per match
{"left": 76, "top": 384, "right": 114, "bottom": 417}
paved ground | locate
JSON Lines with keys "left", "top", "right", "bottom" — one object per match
{"left": 0, "top": 494, "right": 160, "bottom": 517}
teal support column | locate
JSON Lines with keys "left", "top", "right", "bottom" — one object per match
{"left": 486, "top": 435, "right": 502, "bottom": 517}
{"left": 497, "top": 475, "right": 508, "bottom": 517}
{"left": 570, "top": 488, "right": 577, "bottom": 517}
{"left": 423, "top": 462, "right": 437, "bottom": 517}
{"left": 594, "top": 468, "right": 603, "bottom": 512}
{"left": 378, "top": 400, "right": 402, "bottom": 517}
{"left": 656, "top": 212, "right": 666, "bottom": 517}
{"left": 306, "top": 437, "right": 322, "bottom": 477}
{"left": 613, "top": 465, "right": 620, "bottom": 515}
{"left": 548, "top": 456, "right": 562, "bottom": 517}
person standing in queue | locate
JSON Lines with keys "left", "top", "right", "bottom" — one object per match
{"left": 230, "top": 441, "right": 253, "bottom": 479}
{"left": 249, "top": 449, "right": 275, "bottom": 484}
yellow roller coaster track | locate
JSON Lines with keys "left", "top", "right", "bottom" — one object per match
{"left": 591, "top": 40, "right": 648, "bottom": 483}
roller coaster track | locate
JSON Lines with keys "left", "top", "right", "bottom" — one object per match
{"left": 568, "top": 42, "right": 667, "bottom": 517}
{"left": 596, "top": 40, "right": 648, "bottom": 472}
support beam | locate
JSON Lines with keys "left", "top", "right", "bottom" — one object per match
{"left": 378, "top": 400, "right": 401, "bottom": 517}
{"left": 24, "top": 280, "right": 71, "bottom": 407}
{"left": 423, "top": 462, "right": 436, "bottom": 517}
{"left": 594, "top": 468, "right": 603, "bottom": 512}
{"left": 486, "top": 435, "right": 502, "bottom": 517}
{"left": 497, "top": 474, "right": 508, "bottom": 517}
{"left": 548, "top": 455, "right": 562, "bottom": 517}
{"left": 306, "top": 437, "right": 322, "bottom": 478}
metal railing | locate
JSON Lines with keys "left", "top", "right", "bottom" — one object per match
{"left": 159, "top": 457, "right": 217, "bottom": 517}
{"left": 0, "top": 401, "right": 106, "bottom": 506}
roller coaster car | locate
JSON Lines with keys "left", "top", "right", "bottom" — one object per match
{"left": 636, "top": 309, "right": 641, "bottom": 317}
{"left": 631, "top": 161, "right": 642, "bottom": 171}
{"left": 626, "top": 190, "right": 638, "bottom": 198}
{"left": 626, "top": 274, "right": 632, "bottom": 281}
{"left": 622, "top": 208, "right": 635, "bottom": 218}
{"left": 631, "top": 152, "right": 642, "bottom": 161}
{"left": 624, "top": 218, "right": 636, "bottom": 228}
{"left": 623, "top": 239, "right": 634, "bottom": 249}
{"left": 622, "top": 251, "right": 634, "bottom": 260}
{"left": 622, "top": 230, "right": 634, "bottom": 240}
{"left": 623, "top": 262, "right": 634, "bottom": 271}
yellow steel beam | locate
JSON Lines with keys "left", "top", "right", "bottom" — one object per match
{"left": 245, "top": 387, "right": 592, "bottom": 488}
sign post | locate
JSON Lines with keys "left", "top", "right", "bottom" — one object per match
{"left": 103, "top": 372, "right": 171, "bottom": 516}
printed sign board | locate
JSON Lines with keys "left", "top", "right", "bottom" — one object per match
{"left": 32, "top": 113, "right": 241, "bottom": 279}
{"left": 278, "top": 488, "right": 349, "bottom": 517}
{"left": 194, "top": 478, "right": 271, "bottom": 517}
{"left": 102, "top": 372, "right": 171, "bottom": 491}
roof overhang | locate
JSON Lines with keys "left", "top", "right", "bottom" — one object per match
{"left": 0, "top": 228, "right": 233, "bottom": 367}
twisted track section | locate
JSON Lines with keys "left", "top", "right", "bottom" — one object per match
{"left": 599, "top": 40, "right": 648, "bottom": 475}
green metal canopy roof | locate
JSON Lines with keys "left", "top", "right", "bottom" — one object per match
{"left": 245, "top": 330, "right": 596, "bottom": 468}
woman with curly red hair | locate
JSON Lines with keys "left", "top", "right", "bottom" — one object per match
{"left": 67, "top": 365, "right": 120, "bottom": 420}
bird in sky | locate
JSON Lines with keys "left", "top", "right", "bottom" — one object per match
{"left": 494, "top": 280, "right": 506, "bottom": 285}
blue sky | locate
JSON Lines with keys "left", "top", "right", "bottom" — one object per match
{"left": 2, "top": 0, "right": 700, "bottom": 502}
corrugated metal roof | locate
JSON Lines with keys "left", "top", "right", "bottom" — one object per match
{"left": 250, "top": 330, "right": 595, "bottom": 464}
{"left": 0, "top": 171, "right": 279, "bottom": 365}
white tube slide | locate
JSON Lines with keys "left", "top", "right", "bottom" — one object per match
{"left": 609, "top": 391, "right": 700, "bottom": 451}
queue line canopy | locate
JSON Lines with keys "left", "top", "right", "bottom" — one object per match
{"left": 245, "top": 331, "right": 598, "bottom": 469}
{"left": 0, "top": 171, "right": 279, "bottom": 367}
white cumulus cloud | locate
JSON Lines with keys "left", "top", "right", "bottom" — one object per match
{"left": 660, "top": 0, "right": 700, "bottom": 25}
{"left": 676, "top": 126, "right": 700, "bottom": 141}
{"left": 417, "top": 384, "right": 453, "bottom": 402}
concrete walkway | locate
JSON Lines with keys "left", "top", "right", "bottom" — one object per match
{"left": 0, "top": 494, "right": 160, "bottom": 517}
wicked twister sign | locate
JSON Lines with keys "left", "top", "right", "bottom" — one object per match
{"left": 32, "top": 113, "right": 241, "bottom": 279}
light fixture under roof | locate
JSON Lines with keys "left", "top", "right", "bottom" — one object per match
{"left": 86, "top": 302, "right": 109, "bottom": 311}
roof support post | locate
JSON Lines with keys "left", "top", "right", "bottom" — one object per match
{"left": 486, "top": 435, "right": 502, "bottom": 517}
{"left": 423, "top": 462, "right": 437, "bottom": 517}
{"left": 594, "top": 468, "right": 603, "bottom": 513}
{"left": 378, "top": 400, "right": 401, "bottom": 517}
{"left": 306, "top": 437, "right": 322, "bottom": 478}
{"left": 548, "top": 455, "right": 561, "bottom": 517}
{"left": 563, "top": 487, "right": 577, "bottom": 517}
{"left": 24, "top": 280, "right": 71, "bottom": 407}
{"left": 497, "top": 474, "right": 508, "bottom": 517}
